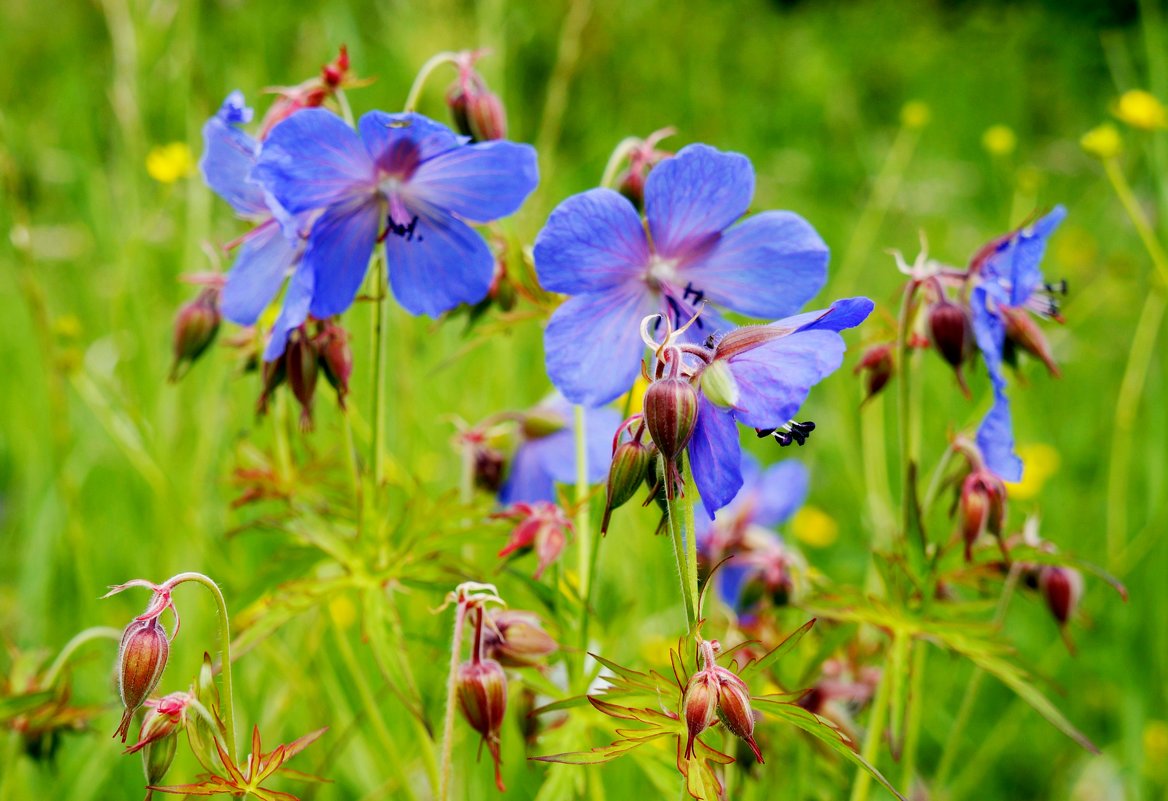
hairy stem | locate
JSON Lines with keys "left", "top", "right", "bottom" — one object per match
{"left": 438, "top": 602, "right": 468, "bottom": 801}
{"left": 849, "top": 652, "right": 892, "bottom": 801}
{"left": 663, "top": 456, "right": 699, "bottom": 628}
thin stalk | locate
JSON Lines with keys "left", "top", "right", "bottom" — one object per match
{"left": 169, "top": 572, "right": 238, "bottom": 762}
{"left": 848, "top": 651, "right": 893, "bottom": 801}
{"left": 896, "top": 281, "right": 925, "bottom": 555}
{"left": 1102, "top": 158, "right": 1168, "bottom": 286}
{"left": 370, "top": 256, "right": 388, "bottom": 491}
{"left": 663, "top": 458, "right": 697, "bottom": 627}
{"left": 599, "top": 136, "right": 642, "bottom": 189}
{"left": 681, "top": 459, "right": 700, "bottom": 618}
{"left": 42, "top": 627, "right": 121, "bottom": 687}
{"left": 438, "top": 603, "right": 469, "bottom": 801}
{"left": 898, "top": 640, "right": 928, "bottom": 794}
{"left": 574, "top": 406, "right": 592, "bottom": 598}
{"left": 272, "top": 393, "right": 294, "bottom": 483}
{"left": 403, "top": 52, "right": 459, "bottom": 112}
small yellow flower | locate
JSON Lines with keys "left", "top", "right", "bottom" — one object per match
{"left": 1114, "top": 89, "right": 1168, "bottom": 131}
{"left": 791, "top": 505, "right": 838, "bottom": 548}
{"left": 982, "top": 124, "right": 1017, "bottom": 157}
{"left": 1080, "top": 124, "right": 1123, "bottom": 160}
{"left": 900, "top": 100, "right": 931, "bottom": 130}
{"left": 146, "top": 142, "right": 195, "bottom": 184}
{"left": 1005, "top": 443, "right": 1060, "bottom": 500}
{"left": 328, "top": 595, "right": 358, "bottom": 629}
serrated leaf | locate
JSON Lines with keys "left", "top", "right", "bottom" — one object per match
{"left": 740, "top": 617, "right": 816, "bottom": 678}
{"left": 532, "top": 732, "right": 671, "bottom": 765}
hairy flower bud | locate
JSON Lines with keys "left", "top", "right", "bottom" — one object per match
{"left": 700, "top": 358, "right": 740, "bottom": 409}
{"left": 316, "top": 322, "right": 353, "bottom": 409}
{"left": 682, "top": 671, "right": 719, "bottom": 759}
{"left": 457, "top": 658, "right": 508, "bottom": 791}
{"left": 854, "top": 343, "right": 894, "bottom": 402}
{"left": 169, "top": 288, "right": 221, "bottom": 382}
{"left": 142, "top": 730, "right": 179, "bottom": 795}
{"left": 285, "top": 328, "right": 319, "bottom": 431}
{"left": 483, "top": 610, "right": 557, "bottom": 667}
{"left": 644, "top": 377, "right": 698, "bottom": 462}
{"left": 1001, "top": 306, "right": 1060, "bottom": 377}
{"left": 715, "top": 668, "right": 763, "bottom": 762}
{"left": 1039, "top": 566, "right": 1082, "bottom": 625}
{"left": 466, "top": 90, "right": 507, "bottom": 141}
{"left": 115, "top": 618, "right": 170, "bottom": 742}
{"left": 928, "top": 300, "right": 973, "bottom": 370}
{"left": 602, "top": 439, "right": 656, "bottom": 534}
{"left": 959, "top": 471, "right": 1007, "bottom": 561}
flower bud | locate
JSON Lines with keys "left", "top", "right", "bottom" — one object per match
{"left": 169, "top": 288, "right": 221, "bottom": 382}
{"left": 315, "top": 322, "right": 353, "bottom": 409}
{"left": 322, "top": 45, "right": 350, "bottom": 89}
{"left": 115, "top": 618, "right": 170, "bottom": 742}
{"left": 959, "top": 471, "right": 1007, "bottom": 561}
{"left": 699, "top": 359, "right": 740, "bottom": 409}
{"left": 617, "top": 167, "right": 646, "bottom": 210}
{"left": 682, "top": 671, "right": 718, "bottom": 759}
{"left": 466, "top": 89, "right": 507, "bottom": 141}
{"left": 142, "top": 730, "right": 179, "bottom": 796}
{"left": 285, "top": 328, "right": 319, "bottom": 432}
{"left": 456, "top": 658, "right": 508, "bottom": 791}
{"left": 602, "top": 439, "right": 656, "bottom": 534}
{"left": 1039, "top": 566, "right": 1082, "bottom": 625}
{"left": 854, "top": 343, "right": 894, "bottom": 403}
{"left": 927, "top": 300, "right": 973, "bottom": 371}
{"left": 125, "top": 692, "right": 190, "bottom": 755}
{"left": 644, "top": 377, "right": 698, "bottom": 462}
{"left": 1001, "top": 306, "right": 1060, "bottom": 377}
{"left": 482, "top": 610, "right": 558, "bottom": 668}
{"left": 715, "top": 668, "right": 763, "bottom": 763}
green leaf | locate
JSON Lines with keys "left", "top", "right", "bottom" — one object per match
{"left": 532, "top": 732, "right": 672, "bottom": 765}
{"left": 740, "top": 617, "right": 816, "bottom": 679}
{"left": 0, "top": 690, "right": 55, "bottom": 722}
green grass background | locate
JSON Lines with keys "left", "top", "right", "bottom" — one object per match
{"left": 1, "top": 0, "right": 1165, "bottom": 798}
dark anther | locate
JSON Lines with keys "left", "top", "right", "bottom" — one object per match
{"left": 387, "top": 214, "right": 420, "bottom": 241}
{"left": 758, "top": 421, "right": 816, "bottom": 447}
{"left": 664, "top": 295, "right": 703, "bottom": 330}
{"left": 1045, "top": 279, "right": 1068, "bottom": 295}
{"left": 682, "top": 281, "right": 706, "bottom": 305}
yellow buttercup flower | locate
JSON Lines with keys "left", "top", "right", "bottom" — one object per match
{"left": 146, "top": 142, "right": 196, "bottom": 184}
{"left": 1114, "top": 89, "right": 1168, "bottom": 131}
{"left": 982, "top": 124, "right": 1017, "bottom": 157}
{"left": 1005, "top": 443, "right": 1060, "bottom": 500}
{"left": 791, "top": 505, "right": 838, "bottom": 548}
{"left": 900, "top": 100, "right": 931, "bottom": 130}
{"left": 1080, "top": 124, "right": 1123, "bottom": 160}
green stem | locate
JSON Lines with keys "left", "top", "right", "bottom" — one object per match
{"left": 848, "top": 649, "right": 893, "bottom": 801}
{"left": 169, "top": 572, "right": 237, "bottom": 762}
{"left": 370, "top": 256, "right": 388, "bottom": 492}
{"left": 599, "top": 136, "right": 642, "bottom": 189}
{"left": 574, "top": 406, "right": 592, "bottom": 599}
{"left": 438, "top": 602, "right": 468, "bottom": 801}
{"left": 42, "top": 626, "right": 121, "bottom": 688}
{"left": 272, "top": 393, "right": 294, "bottom": 483}
{"left": 896, "top": 281, "right": 925, "bottom": 558}
{"left": 898, "top": 640, "right": 928, "bottom": 793}
{"left": 663, "top": 456, "right": 699, "bottom": 628}
{"left": 1103, "top": 157, "right": 1168, "bottom": 286}
{"left": 403, "top": 52, "right": 460, "bottom": 112}
{"left": 681, "top": 460, "right": 700, "bottom": 618}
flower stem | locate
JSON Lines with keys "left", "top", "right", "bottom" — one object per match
{"left": 1103, "top": 157, "right": 1168, "bottom": 286}
{"left": 42, "top": 626, "right": 121, "bottom": 688}
{"left": 896, "top": 280, "right": 924, "bottom": 557}
{"left": 370, "top": 255, "right": 388, "bottom": 493}
{"left": 599, "top": 137, "right": 642, "bottom": 189}
{"left": 574, "top": 406, "right": 592, "bottom": 600}
{"left": 663, "top": 456, "right": 698, "bottom": 628}
{"left": 848, "top": 651, "right": 892, "bottom": 801}
{"left": 169, "top": 572, "right": 237, "bottom": 762}
{"left": 898, "top": 640, "right": 928, "bottom": 793}
{"left": 438, "top": 602, "right": 468, "bottom": 801}
{"left": 403, "top": 52, "right": 460, "bottom": 113}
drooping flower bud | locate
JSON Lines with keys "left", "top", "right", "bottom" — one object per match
{"left": 482, "top": 610, "right": 558, "bottom": 668}
{"left": 520, "top": 407, "right": 568, "bottom": 439}
{"left": 959, "top": 470, "right": 1007, "bottom": 561}
{"left": 1001, "top": 306, "right": 1060, "bottom": 377}
{"left": 602, "top": 439, "right": 656, "bottom": 534}
{"left": 255, "top": 354, "right": 287, "bottom": 416}
{"left": 114, "top": 618, "right": 170, "bottom": 742}
{"left": 699, "top": 358, "right": 740, "bottom": 409}
{"left": 466, "top": 90, "right": 507, "bottom": 141}
{"left": 928, "top": 299, "right": 974, "bottom": 391}
{"left": 315, "top": 321, "right": 353, "bottom": 409}
{"left": 169, "top": 288, "right": 220, "bottom": 383}
{"left": 854, "top": 343, "right": 894, "bottom": 403}
{"left": 682, "top": 671, "right": 719, "bottom": 760}
{"left": 285, "top": 328, "right": 319, "bottom": 432}
{"left": 124, "top": 692, "right": 191, "bottom": 755}
{"left": 494, "top": 501, "right": 573, "bottom": 580}
{"left": 644, "top": 377, "right": 698, "bottom": 462}
{"left": 1039, "top": 566, "right": 1083, "bottom": 626}
{"left": 456, "top": 658, "right": 508, "bottom": 791}
{"left": 714, "top": 668, "right": 763, "bottom": 763}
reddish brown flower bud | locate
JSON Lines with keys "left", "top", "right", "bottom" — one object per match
{"left": 1001, "top": 306, "right": 1060, "bottom": 377}
{"left": 169, "top": 289, "right": 220, "bottom": 382}
{"left": 1039, "top": 566, "right": 1082, "bottom": 625}
{"left": 682, "top": 671, "right": 718, "bottom": 759}
{"left": 285, "top": 328, "right": 319, "bottom": 431}
{"left": 928, "top": 300, "right": 974, "bottom": 395}
{"left": 322, "top": 45, "right": 350, "bottom": 88}
{"left": 456, "top": 658, "right": 508, "bottom": 791}
{"left": 255, "top": 355, "right": 286, "bottom": 416}
{"left": 715, "top": 668, "right": 763, "bottom": 763}
{"left": 617, "top": 167, "right": 647, "bottom": 210}
{"left": 466, "top": 90, "right": 507, "bottom": 142}
{"left": 482, "top": 610, "right": 558, "bottom": 668}
{"left": 114, "top": 618, "right": 170, "bottom": 742}
{"left": 125, "top": 692, "right": 190, "bottom": 755}
{"left": 854, "top": 343, "right": 894, "bottom": 403}
{"left": 315, "top": 322, "right": 353, "bottom": 409}
{"left": 494, "top": 501, "right": 572, "bottom": 579}
{"left": 644, "top": 377, "right": 698, "bottom": 462}
{"left": 959, "top": 470, "right": 1007, "bottom": 561}
{"left": 601, "top": 439, "right": 656, "bottom": 534}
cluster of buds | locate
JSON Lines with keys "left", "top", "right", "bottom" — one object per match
{"left": 445, "top": 50, "right": 507, "bottom": 142}
{"left": 259, "top": 46, "right": 365, "bottom": 138}
{"left": 601, "top": 418, "right": 658, "bottom": 534}
{"left": 256, "top": 319, "right": 353, "bottom": 430}
{"left": 682, "top": 639, "right": 762, "bottom": 762}
{"left": 126, "top": 691, "right": 194, "bottom": 797}
{"left": 958, "top": 468, "right": 1007, "bottom": 562}
{"left": 169, "top": 285, "right": 222, "bottom": 383}
{"left": 492, "top": 501, "right": 573, "bottom": 579}
{"left": 614, "top": 127, "right": 676, "bottom": 210}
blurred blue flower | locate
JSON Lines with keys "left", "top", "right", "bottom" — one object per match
{"left": 499, "top": 395, "right": 621, "bottom": 505}
{"left": 686, "top": 297, "right": 873, "bottom": 517}
{"left": 200, "top": 91, "right": 308, "bottom": 360}
{"left": 534, "top": 144, "right": 831, "bottom": 406}
{"left": 696, "top": 456, "right": 809, "bottom": 614}
{"left": 970, "top": 206, "right": 1066, "bottom": 482}
{"left": 252, "top": 109, "right": 539, "bottom": 335}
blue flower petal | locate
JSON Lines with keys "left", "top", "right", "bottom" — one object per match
{"left": 791, "top": 297, "right": 876, "bottom": 333}
{"left": 358, "top": 112, "right": 466, "bottom": 173}
{"left": 716, "top": 559, "right": 752, "bottom": 611}
{"left": 645, "top": 144, "right": 754, "bottom": 259}
{"left": 384, "top": 209, "right": 495, "bottom": 317}
{"left": 753, "top": 460, "right": 809, "bottom": 527}
{"left": 544, "top": 286, "right": 657, "bottom": 406}
{"left": 305, "top": 199, "right": 381, "bottom": 318}
{"left": 411, "top": 139, "right": 539, "bottom": 223}
{"left": 971, "top": 286, "right": 1007, "bottom": 383}
{"left": 499, "top": 442, "right": 557, "bottom": 505}
{"left": 263, "top": 264, "right": 314, "bottom": 361}
{"left": 688, "top": 396, "right": 744, "bottom": 519}
{"left": 253, "top": 108, "right": 376, "bottom": 215}
{"left": 725, "top": 329, "right": 846, "bottom": 430}
{"left": 684, "top": 211, "right": 828, "bottom": 318}
{"left": 201, "top": 95, "right": 266, "bottom": 218}
{"left": 1006, "top": 205, "right": 1066, "bottom": 306}
{"left": 534, "top": 188, "right": 650, "bottom": 294}
{"left": 977, "top": 387, "right": 1023, "bottom": 482}
{"left": 221, "top": 220, "right": 299, "bottom": 325}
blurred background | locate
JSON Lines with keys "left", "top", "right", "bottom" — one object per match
{"left": 1, "top": 0, "right": 1164, "bottom": 798}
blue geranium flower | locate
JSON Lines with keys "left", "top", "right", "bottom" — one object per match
{"left": 680, "top": 297, "right": 873, "bottom": 517}
{"left": 534, "top": 144, "right": 830, "bottom": 406}
{"left": 200, "top": 91, "right": 308, "bottom": 360}
{"left": 499, "top": 395, "right": 621, "bottom": 505}
{"left": 251, "top": 109, "right": 539, "bottom": 342}
{"left": 696, "top": 457, "right": 809, "bottom": 614}
{"left": 970, "top": 206, "right": 1066, "bottom": 482}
